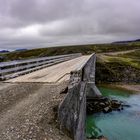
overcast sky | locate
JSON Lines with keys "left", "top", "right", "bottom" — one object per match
{"left": 0, "top": 0, "right": 140, "bottom": 50}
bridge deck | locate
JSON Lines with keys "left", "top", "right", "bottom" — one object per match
{"left": 6, "top": 55, "right": 91, "bottom": 83}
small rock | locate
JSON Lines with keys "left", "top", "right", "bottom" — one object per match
{"left": 103, "top": 107, "right": 112, "bottom": 113}
{"left": 99, "top": 102, "right": 106, "bottom": 106}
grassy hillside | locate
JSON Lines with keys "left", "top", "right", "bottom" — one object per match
{"left": 0, "top": 43, "right": 140, "bottom": 62}
{"left": 0, "top": 43, "right": 139, "bottom": 84}
{"left": 96, "top": 49, "right": 140, "bottom": 84}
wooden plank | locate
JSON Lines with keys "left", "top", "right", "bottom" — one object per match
{"left": 6, "top": 55, "right": 91, "bottom": 83}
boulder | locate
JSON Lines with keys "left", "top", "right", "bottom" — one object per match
{"left": 87, "top": 96, "right": 130, "bottom": 114}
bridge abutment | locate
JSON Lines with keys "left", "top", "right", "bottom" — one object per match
{"left": 58, "top": 54, "right": 101, "bottom": 140}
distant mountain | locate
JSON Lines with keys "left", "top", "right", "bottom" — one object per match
{"left": 14, "top": 48, "right": 28, "bottom": 52}
{"left": 112, "top": 39, "right": 140, "bottom": 44}
{"left": 135, "top": 39, "right": 140, "bottom": 42}
{"left": 0, "top": 50, "right": 9, "bottom": 53}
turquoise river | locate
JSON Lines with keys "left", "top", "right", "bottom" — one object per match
{"left": 86, "top": 86, "right": 140, "bottom": 140}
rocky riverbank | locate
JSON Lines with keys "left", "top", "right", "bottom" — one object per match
{"left": 87, "top": 96, "right": 130, "bottom": 115}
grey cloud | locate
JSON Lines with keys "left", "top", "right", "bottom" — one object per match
{"left": 7, "top": 0, "right": 84, "bottom": 25}
{"left": 0, "top": 0, "right": 140, "bottom": 50}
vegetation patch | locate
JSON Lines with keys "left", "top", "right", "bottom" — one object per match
{"left": 0, "top": 44, "right": 140, "bottom": 62}
{"left": 96, "top": 59, "right": 140, "bottom": 84}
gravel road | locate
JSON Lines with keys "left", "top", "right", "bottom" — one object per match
{"left": 0, "top": 82, "right": 71, "bottom": 140}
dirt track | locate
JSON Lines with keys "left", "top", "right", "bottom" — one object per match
{"left": 102, "top": 49, "right": 140, "bottom": 56}
{"left": 0, "top": 82, "right": 71, "bottom": 140}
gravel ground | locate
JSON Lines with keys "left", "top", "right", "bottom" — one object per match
{"left": 0, "top": 82, "right": 71, "bottom": 140}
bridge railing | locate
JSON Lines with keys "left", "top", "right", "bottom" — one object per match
{"left": 0, "top": 53, "right": 81, "bottom": 80}
{"left": 58, "top": 53, "right": 101, "bottom": 140}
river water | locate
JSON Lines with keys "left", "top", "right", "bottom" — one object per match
{"left": 86, "top": 86, "right": 140, "bottom": 140}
